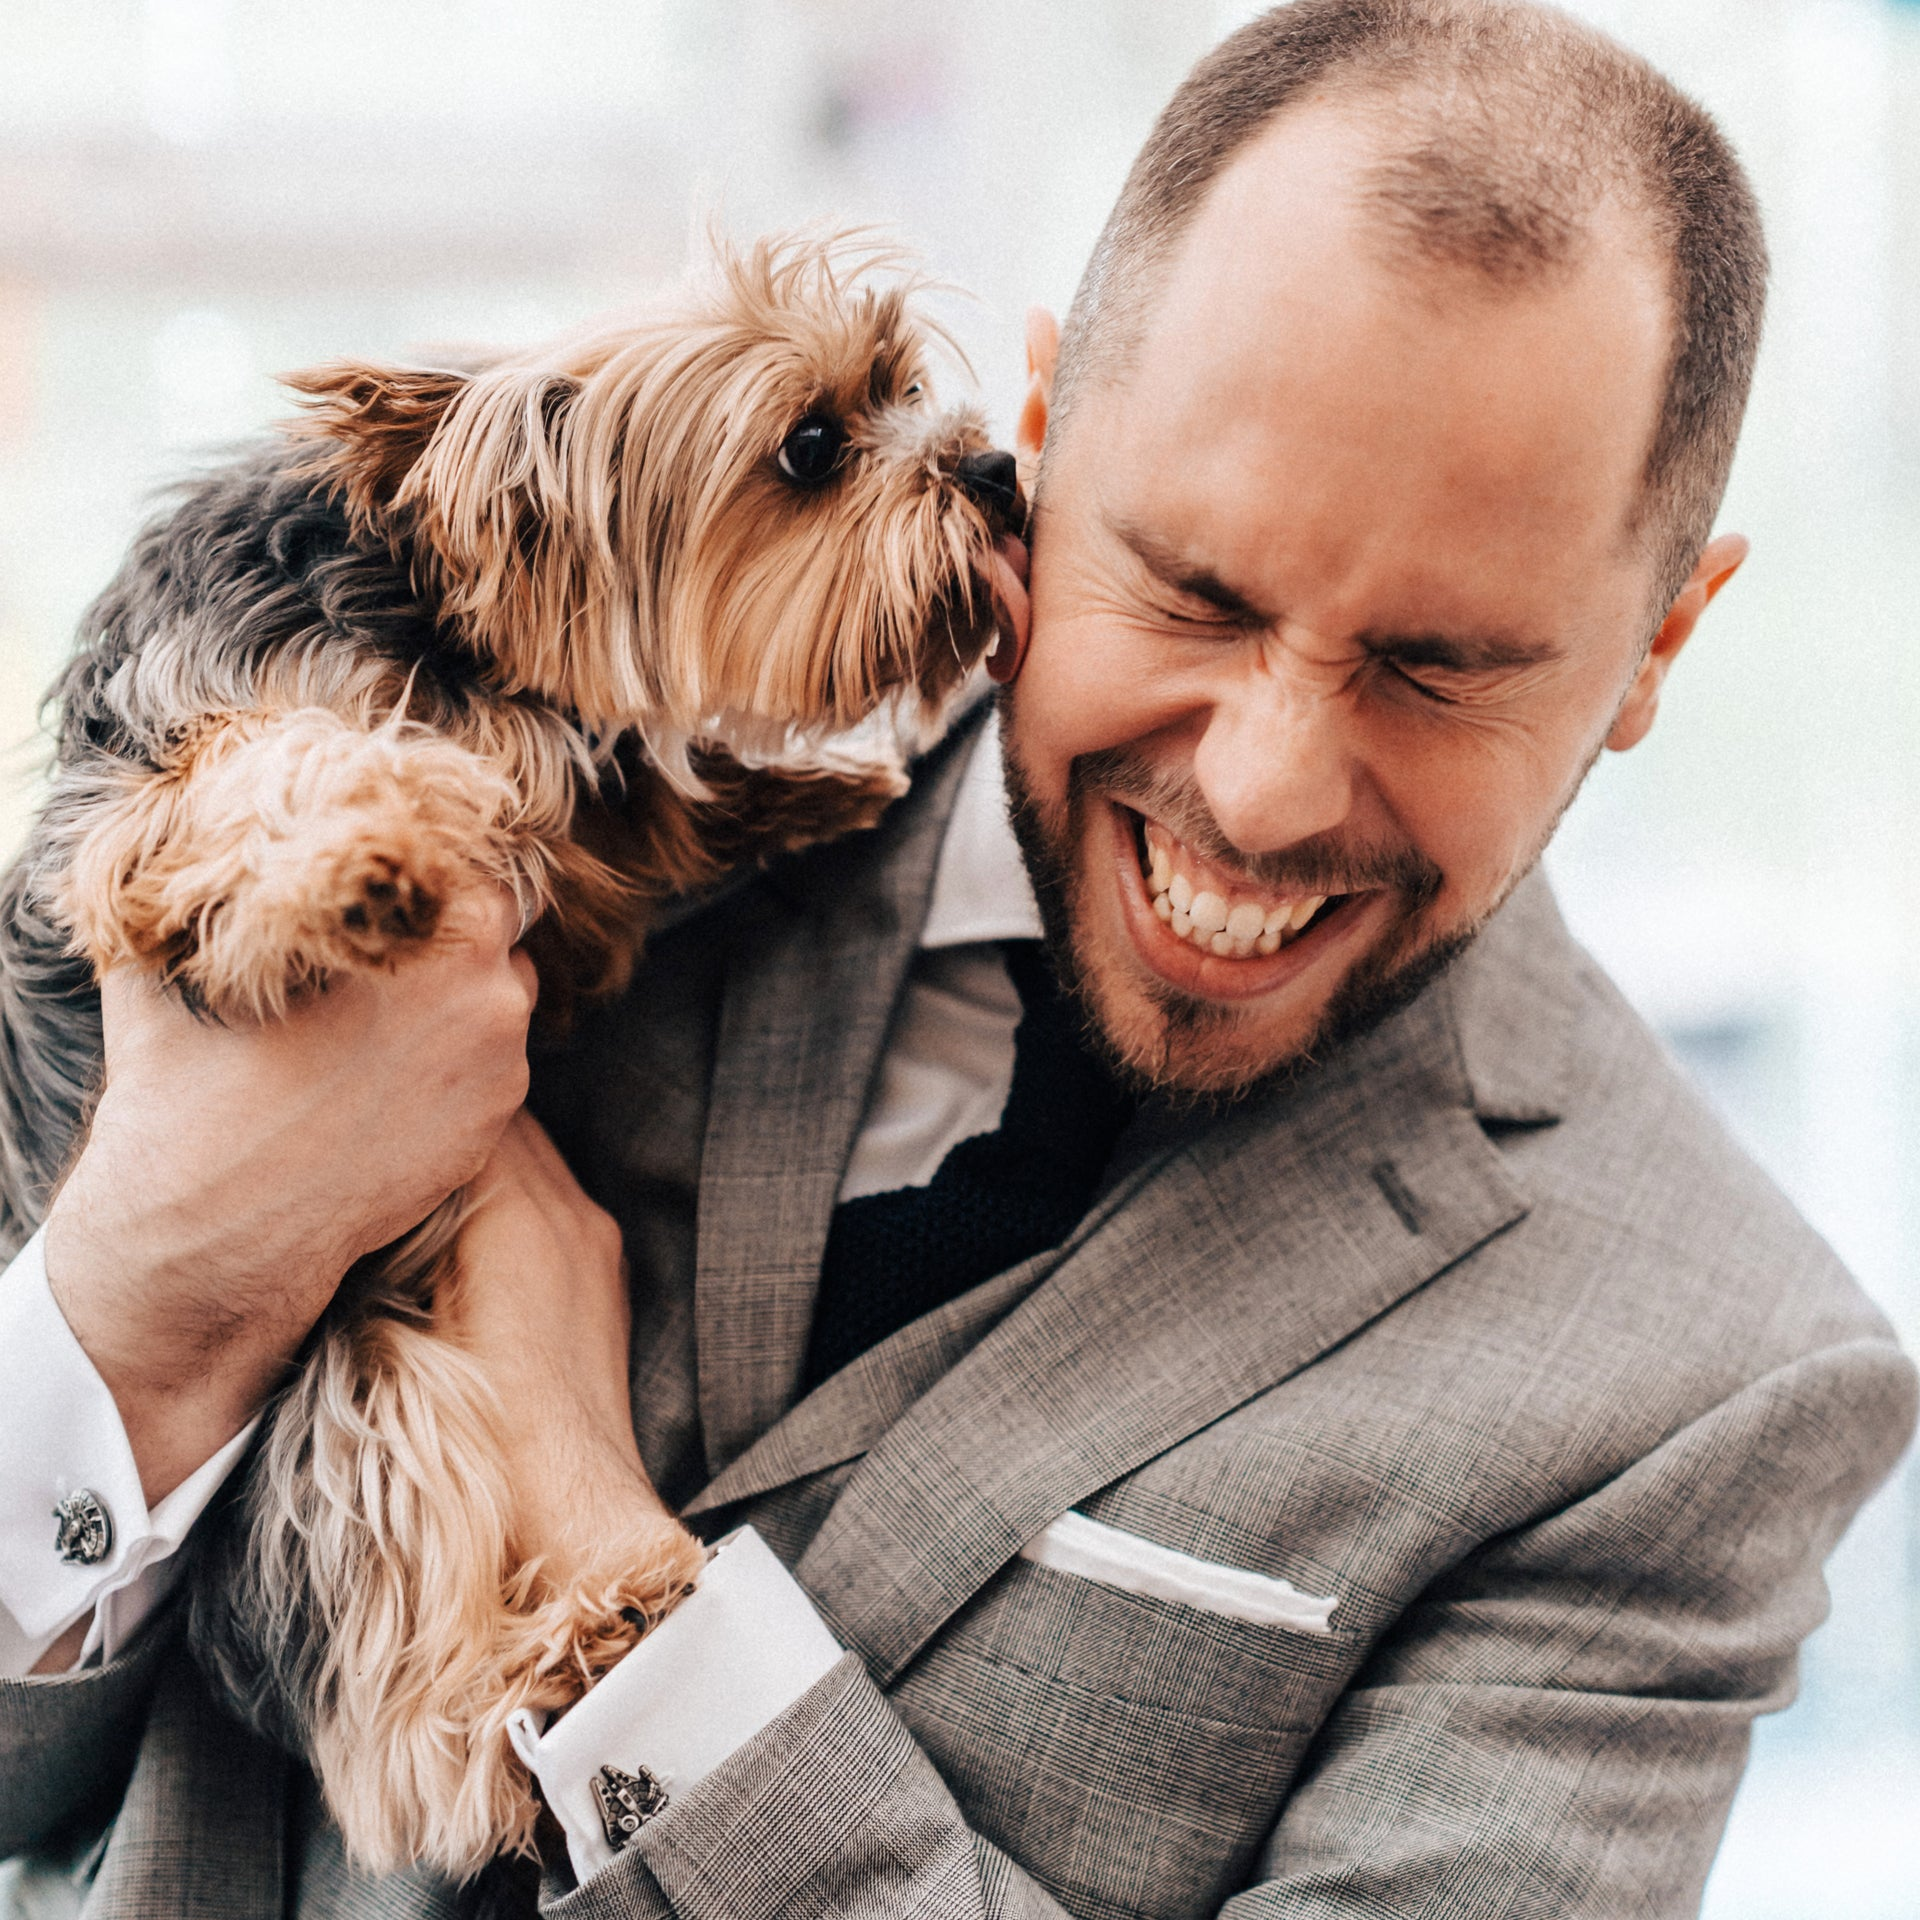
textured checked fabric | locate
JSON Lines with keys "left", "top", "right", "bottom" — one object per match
{"left": 802, "top": 940, "right": 1137, "bottom": 1393}
{"left": 2, "top": 711, "right": 1913, "bottom": 1920}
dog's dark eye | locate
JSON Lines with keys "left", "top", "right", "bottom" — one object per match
{"left": 777, "top": 414, "right": 848, "bottom": 486}
{"left": 903, "top": 382, "right": 923, "bottom": 401}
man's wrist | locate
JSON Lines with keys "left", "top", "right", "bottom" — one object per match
{"left": 29, "top": 1615, "right": 90, "bottom": 1675}
{"left": 487, "top": 1376, "right": 672, "bottom": 1560}
{"left": 515, "top": 1447, "right": 689, "bottom": 1587}
{"left": 0, "top": 1228, "right": 265, "bottom": 1672}
{"left": 41, "top": 1186, "right": 307, "bottom": 1507}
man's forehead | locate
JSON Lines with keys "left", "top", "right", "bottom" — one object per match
{"left": 1142, "top": 96, "right": 1665, "bottom": 388}
{"left": 1054, "top": 103, "right": 1669, "bottom": 635}
{"left": 1145, "top": 84, "right": 1665, "bottom": 320}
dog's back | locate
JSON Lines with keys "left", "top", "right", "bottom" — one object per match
{"left": 0, "top": 859, "right": 99, "bottom": 1256}
{"left": 0, "top": 445, "right": 474, "bottom": 1247}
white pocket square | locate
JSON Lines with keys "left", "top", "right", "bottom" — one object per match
{"left": 1020, "top": 1510, "right": 1338, "bottom": 1634}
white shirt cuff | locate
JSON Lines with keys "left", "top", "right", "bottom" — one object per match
{"left": 507, "top": 1526, "right": 844, "bottom": 1885}
{"left": 0, "top": 1228, "right": 259, "bottom": 1676}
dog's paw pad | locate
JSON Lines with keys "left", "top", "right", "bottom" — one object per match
{"left": 335, "top": 853, "right": 442, "bottom": 954}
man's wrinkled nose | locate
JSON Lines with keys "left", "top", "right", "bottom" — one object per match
{"left": 1193, "top": 665, "right": 1358, "bottom": 854}
{"left": 954, "top": 450, "right": 1027, "bottom": 534}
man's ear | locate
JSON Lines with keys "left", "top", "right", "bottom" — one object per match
{"left": 1016, "top": 307, "right": 1060, "bottom": 472}
{"left": 1606, "top": 532, "right": 1749, "bottom": 752}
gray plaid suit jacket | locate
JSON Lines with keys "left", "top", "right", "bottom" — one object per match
{"left": 4, "top": 711, "right": 1914, "bottom": 1919}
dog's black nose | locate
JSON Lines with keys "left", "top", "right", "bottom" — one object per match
{"left": 953, "top": 449, "right": 1026, "bottom": 534}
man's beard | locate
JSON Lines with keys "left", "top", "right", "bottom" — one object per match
{"left": 998, "top": 697, "right": 1485, "bottom": 1102}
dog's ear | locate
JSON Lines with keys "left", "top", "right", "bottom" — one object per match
{"left": 288, "top": 349, "right": 646, "bottom": 727}
{"left": 391, "top": 362, "right": 611, "bottom": 707}
{"left": 282, "top": 362, "right": 470, "bottom": 534}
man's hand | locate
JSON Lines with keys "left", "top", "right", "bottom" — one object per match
{"left": 445, "top": 1110, "right": 683, "bottom": 1579}
{"left": 43, "top": 887, "right": 537, "bottom": 1508}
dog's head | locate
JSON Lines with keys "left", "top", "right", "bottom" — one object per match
{"left": 285, "top": 231, "right": 1024, "bottom": 769}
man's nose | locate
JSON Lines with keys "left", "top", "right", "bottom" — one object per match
{"left": 1190, "top": 666, "right": 1358, "bottom": 855}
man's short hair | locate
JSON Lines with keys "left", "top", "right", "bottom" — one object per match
{"left": 1050, "top": 0, "right": 1768, "bottom": 620}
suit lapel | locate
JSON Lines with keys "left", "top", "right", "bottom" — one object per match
{"left": 85, "top": 1647, "right": 286, "bottom": 1919}
{"left": 790, "top": 972, "right": 1530, "bottom": 1685}
{"left": 686, "top": 1254, "right": 1048, "bottom": 1517}
{"left": 684, "top": 1108, "right": 1191, "bottom": 1519}
{"left": 692, "top": 715, "right": 983, "bottom": 1480}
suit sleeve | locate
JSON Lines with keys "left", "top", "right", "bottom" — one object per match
{"left": 541, "top": 1651, "right": 1075, "bottom": 1920}
{"left": 1227, "top": 1337, "right": 1917, "bottom": 1918}
{"left": 0, "top": 1625, "right": 173, "bottom": 1854}
{"left": 542, "top": 1338, "right": 1915, "bottom": 1920}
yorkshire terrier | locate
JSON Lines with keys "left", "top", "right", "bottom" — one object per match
{"left": 0, "top": 232, "right": 1025, "bottom": 1879}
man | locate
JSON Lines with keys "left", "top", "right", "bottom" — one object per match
{"left": 2, "top": 1, "right": 1913, "bottom": 1915}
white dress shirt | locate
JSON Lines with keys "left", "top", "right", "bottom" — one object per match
{"left": 839, "top": 713, "right": 1043, "bottom": 1200}
{"left": 0, "top": 712, "right": 1040, "bottom": 1885}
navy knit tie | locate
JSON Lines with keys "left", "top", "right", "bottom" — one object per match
{"left": 802, "top": 940, "right": 1137, "bottom": 1393}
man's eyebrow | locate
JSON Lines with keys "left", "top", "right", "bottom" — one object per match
{"left": 1359, "top": 628, "right": 1565, "bottom": 672}
{"left": 1112, "top": 519, "right": 1274, "bottom": 625}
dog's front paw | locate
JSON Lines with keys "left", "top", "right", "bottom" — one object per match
{"left": 61, "top": 708, "right": 526, "bottom": 1022}
{"left": 331, "top": 846, "right": 447, "bottom": 959}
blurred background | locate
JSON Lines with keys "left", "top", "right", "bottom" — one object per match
{"left": 0, "top": 0, "right": 1914, "bottom": 1910}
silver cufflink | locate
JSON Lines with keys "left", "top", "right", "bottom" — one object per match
{"left": 53, "top": 1488, "right": 113, "bottom": 1567}
{"left": 592, "top": 1762, "right": 668, "bottom": 1853}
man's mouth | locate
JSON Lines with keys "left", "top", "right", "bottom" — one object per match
{"left": 1132, "top": 814, "right": 1346, "bottom": 961}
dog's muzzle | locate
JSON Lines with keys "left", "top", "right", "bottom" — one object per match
{"left": 954, "top": 449, "right": 1028, "bottom": 538}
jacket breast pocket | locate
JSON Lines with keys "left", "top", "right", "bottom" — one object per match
{"left": 950, "top": 1546, "right": 1353, "bottom": 1725}
{"left": 888, "top": 1551, "right": 1362, "bottom": 1920}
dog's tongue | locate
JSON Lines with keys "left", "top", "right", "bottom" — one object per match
{"left": 981, "top": 535, "right": 1031, "bottom": 684}
{"left": 984, "top": 534, "right": 1030, "bottom": 645}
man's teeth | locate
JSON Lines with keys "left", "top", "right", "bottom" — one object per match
{"left": 1141, "top": 822, "right": 1328, "bottom": 961}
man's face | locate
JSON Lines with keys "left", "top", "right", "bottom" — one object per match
{"left": 1002, "top": 104, "right": 1681, "bottom": 1095}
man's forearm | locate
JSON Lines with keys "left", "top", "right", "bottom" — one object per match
{"left": 34, "top": 905, "right": 537, "bottom": 1510}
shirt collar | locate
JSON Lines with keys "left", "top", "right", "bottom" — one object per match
{"left": 920, "top": 708, "right": 1045, "bottom": 949}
